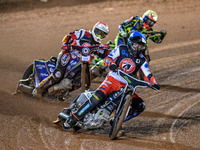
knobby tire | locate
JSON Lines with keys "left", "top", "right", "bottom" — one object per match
{"left": 81, "top": 63, "right": 87, "bottom": 92}
{"left": 109, "top": 94, "right": 132, "bottom": 140}
{"left": 22, "top": 64, "right": 33, "bottom": 86}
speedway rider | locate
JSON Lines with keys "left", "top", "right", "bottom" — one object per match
{"left": 63, "top": 31, "right": 160, "bottom": 129}
{"left": 115, "top": 10, "right": 167, "bottom": 62}
{"left": 33, "top": 22, "right": 110, "bottom": 98}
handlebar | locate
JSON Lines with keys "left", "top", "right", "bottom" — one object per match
{"left": 117, "top": 69, "right": 159, "bottom": 91}
{"left": 71, "top": 45, "right": 100, "bottom": 56}
{"left": 71, "top": 45, "right": 99, "bottom": 63}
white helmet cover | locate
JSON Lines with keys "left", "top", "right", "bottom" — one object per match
{"left": 92, "top": 22, "right": 109, "bottom": 43}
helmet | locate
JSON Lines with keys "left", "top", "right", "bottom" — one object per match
{"left": 127, "top": 31, "right": 147, "bottom": 57}
{"left": 142, "top": 10, "right": 158, "bottom": 30}
{"left": 92, "top": 22, "right": 109, "bottom": 43}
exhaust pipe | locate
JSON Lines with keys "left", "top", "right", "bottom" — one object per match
{"left": 58, "top": 112, "right": 70, "bottom": 120}
{"left": 17, "top": 84, "right": 34, "bottom": 95}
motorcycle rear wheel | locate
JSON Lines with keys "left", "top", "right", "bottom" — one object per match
{"left": 109, "top": 94, "right": 131, "bottom": 140}
{"left": 21, "top": 63, "right": 34, "bottom": 86}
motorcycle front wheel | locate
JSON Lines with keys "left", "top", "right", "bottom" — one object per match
{"left": 109, "top": 94, "right": 132, "bottom": 140}
{"left": 81, "top": 63, "right": 90, "bottom": 92}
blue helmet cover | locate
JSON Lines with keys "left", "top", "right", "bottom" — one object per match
{"left": 128, "top": 31, "right": 147, "bottom": 46}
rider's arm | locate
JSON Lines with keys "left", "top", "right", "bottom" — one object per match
{"left": 140, "top": 61, "right": 160, "bottom": 90}
{"left": 61, "top": 29, "right": 87, "bottom": 50}
{"left": 104, "top": 47, "right": 120, "bottom": 67}
{"left": 61, "top": 31, "right": 75, "bottom": 50}
{"left": 96, "top": 44, "right": 110, "bottom": 59}
{"left": 148, "top": 29, "right": 167, "bottom": 43}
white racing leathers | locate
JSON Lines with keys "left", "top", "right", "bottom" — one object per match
{"left": 104, "top": 45, "right": 158, "bottom": 86}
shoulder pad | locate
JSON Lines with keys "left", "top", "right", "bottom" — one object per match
{"left": 134, "top": 16, "right": 142, "bottom": 20}
{"left": 84, "top": 30, "right": 91, "bottom": 38}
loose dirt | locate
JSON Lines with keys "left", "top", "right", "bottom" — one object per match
{"left": 0, "top": 0, "right": 200, "bottom": 149}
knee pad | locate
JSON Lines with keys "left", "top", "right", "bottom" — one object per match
{"left": 131, "top": 97, "right": 145, "bottom": 113}
{"left": 52, "top": 69, "right": 64, "bottom": 82}
{"left": 124, "top": 97, "right": 145, "bottom": 122}
{"left": 90, "top": 90, "right": 106, "bottom": 106}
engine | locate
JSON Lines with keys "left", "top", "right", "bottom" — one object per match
{"left": 82, "top": 108, "right": 110, "bottom": 129}
{"left": 74, "top": 91, "right": 110, "bottom": 129}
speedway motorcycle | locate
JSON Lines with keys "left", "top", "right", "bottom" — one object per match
{"left": 53, "top": 69, "right": 158, "bottom": 139}
{"left": 13, "top": 45, "right": 105, "bottom": 100}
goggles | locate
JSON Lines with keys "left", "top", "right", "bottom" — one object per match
{"left": 145, "top": 18, "right": 156, "bottom": 27}
{"left": 132, "top": 43, "right": 146, "bottom": 51}
{"left": 94, "top": 28, "right": 107, "bottom": 39}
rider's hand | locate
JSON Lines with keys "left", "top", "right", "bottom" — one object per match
{"left": 121, "top": 32, "right": 128, "bottom": 38}
{"left": 152, "top": 84, "right": 160, "bottom": 91}
{"left": 109, "top": 63, "right": 117, "bottom": 72}
{"left": 160, "top": 30, "right": 167, "bottom": 36}
{"left": 62, "top": 44, "right": 70, "bottom": 50}
{"left": 99, "top": 44, "right": 109, "bottom": 49}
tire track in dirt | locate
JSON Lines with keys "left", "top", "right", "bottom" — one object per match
{"left": 151, "top": 39, "right": 200, "bottom": 53}
{"left": 151, "top": 51, "right": 200, "bottom": 67}
{"left": 1, "top": 0, "right": 200, "bottom": 149}
{"left": 169, "top": 95, "right": 200, "bottom": 142}
{"left": 126, "top": 45, "right": 200, "bottom": 149}
{"left": 150, "top": 55, "right": 200, "bottom": 149}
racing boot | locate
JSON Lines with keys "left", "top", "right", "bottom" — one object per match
{"left": 32, "top": 75, "right": 56, "bottom": 99}
{"left": 32, "top": 88, "right": 43, "bottom": 99}
{"left": 63, "top": 115, "right": 77, "bottom": 130}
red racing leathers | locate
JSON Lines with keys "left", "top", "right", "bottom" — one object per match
{"left": 36, "top": 29, "right": 109, "bottom": 92}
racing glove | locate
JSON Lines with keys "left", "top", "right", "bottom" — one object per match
{"left": 99, "top": 44, "right": 110, "bottom": 49}
{"left": 160, "top": 30, "right": 167, "bottom": 35}
{"left": 109, "top": 63, "right": 117, "bottom": 72}
{"left": 121, "top": 32, "right": 128, "bottom": 38}
{"left": 61, "top": 44, "right": 70, "bottom": 51}
{"left": 152, "top": 84, "right": 160, "bottom": 91}
{"left": 160, "top": 30, "right": 167, "bottom": 38}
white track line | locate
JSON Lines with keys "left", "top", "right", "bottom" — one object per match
{"left": 39, "top": 123, "right": 50, "bottom": 150}
{"left": 169, "top": 94, "right": 200, "bottom": 143}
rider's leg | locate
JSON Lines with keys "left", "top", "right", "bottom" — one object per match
{"left": 33, "top": 50, "right": 70, "bottom": 98}
{"left": 48, "top": 59, "right": 81, "bottom": 93}
{"left": 63, "top": 90, "right": 106, "bottom": 129}
{"left": 63, "top": 75, "right": 125, "bottom": 129}
{"left": 33, "top": 68, "right": 64, "bottom": 98}
{"left": 124, "top": 94, "right": 145, "bottom": 122}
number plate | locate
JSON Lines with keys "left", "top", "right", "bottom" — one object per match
{"left": 82, "top": 56, "right": 90, "bottom": 62}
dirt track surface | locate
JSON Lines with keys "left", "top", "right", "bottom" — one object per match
{"left": 0, "top": 0, "right": 200, "bottom": 149}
